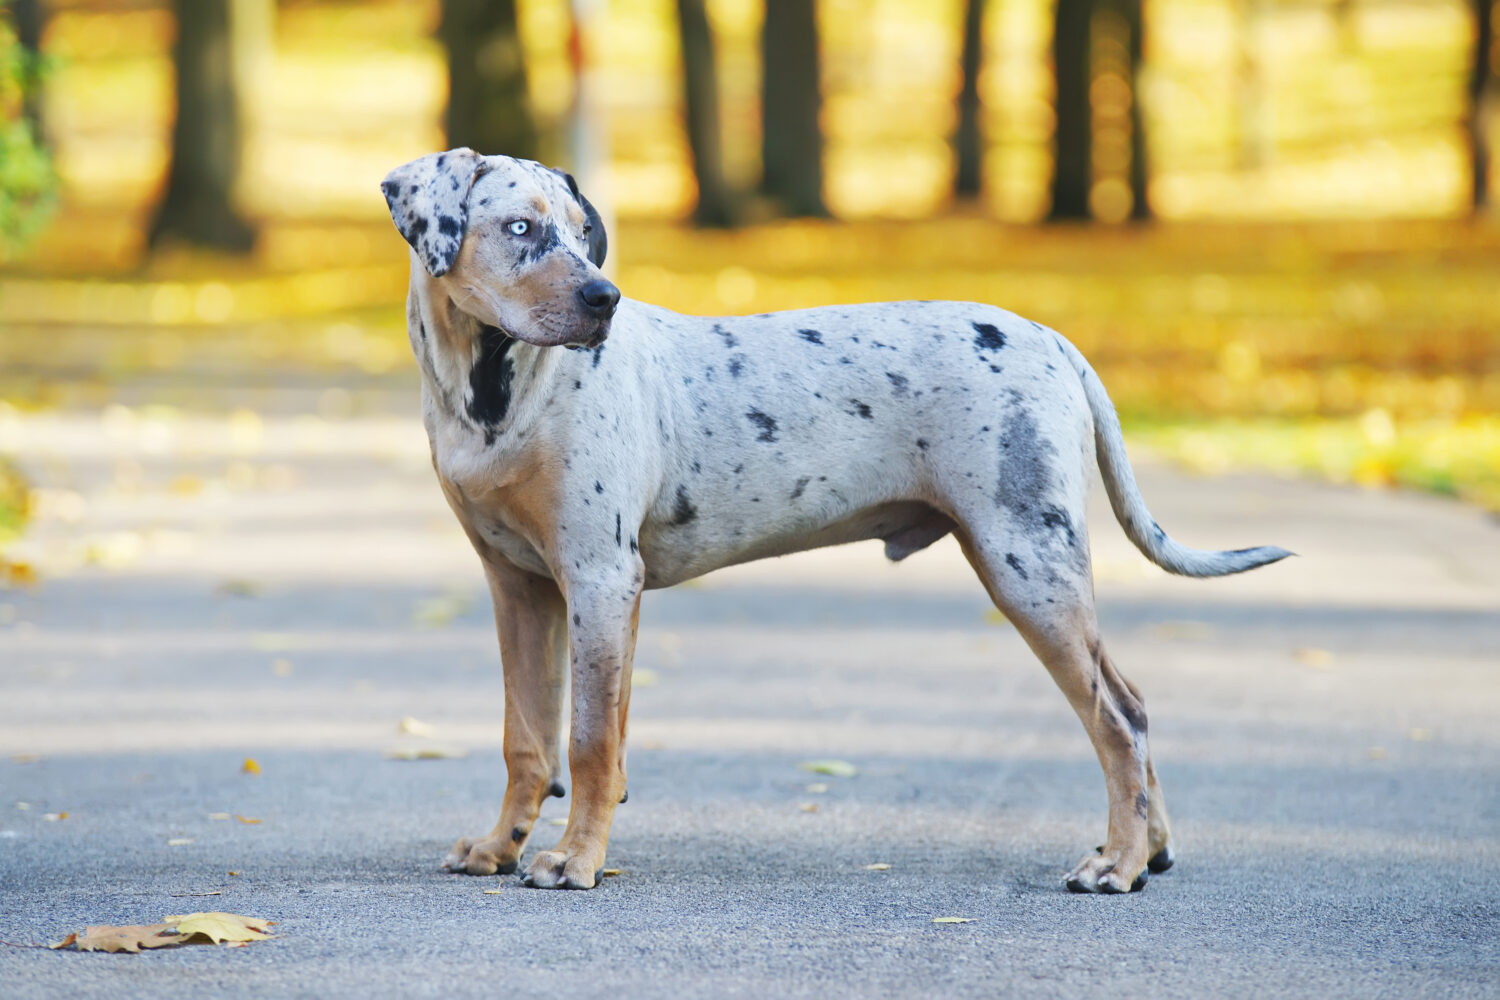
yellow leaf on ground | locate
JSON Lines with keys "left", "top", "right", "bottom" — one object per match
{"left": 241, "top": 758, "right": 261, "bottom": 775}
{"left": 799, "top": 759, "right": 858, "bottom": 778}
{"left": 864, "top": 863, "right": 892, "bottom": 871}
{"left": 932, "top": 917, "right": 978, "bottom": 924}
{"left": 798, "top": 802, "right": 819, "bottom": 813}
{"left": 383, "top": 743, "right": 468, "bottom": 760}
{"left": 1294, "top": 647, "right": 1336, "bottom": 669}
{"left": 44, "top": 811, "right": 67, "bottom": 821}
{"left": 208, "top": 812, "right": 230, "bottom": 820}
{"left": 167, "top": 838, "right": 194, "bottom": 846}
{"left": 165, "top": 912, "right": 274, "bottom": 944}
{"left": 599, "top": 869, "right": 624, "bottom": 878}
{"left": 234, "top": 815, "right": 261, "bottom": 825}
{"left": 482, "top": 889, "right": 503, "bottom": 895}
{"left": 397, "top": 716, "right": 434, "bottom": 737}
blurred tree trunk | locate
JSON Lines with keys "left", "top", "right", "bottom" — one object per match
{"left": 1049, "top": 0, "right": 1092, "bottom": 220}
{"left": 1471, "top": 0, "right": 1493, "bottom": 211}
{"left": 760, "top": 0, "right": 826, "bottom": 216}
{"left": 440, "top": 0, "right": 537, "bottom": 159}
{"left": 1122, "top": 0, "right": 1149, "bottom": 220}
{"left": 954, "top": 0, "right": 985, "bottom": 199}
{"left": 676, "top": 0, "right": 733, "bottom": 226}
{"left": 149, "top": 0, "right": 255, "bottom": 251}
{"left": 12, "top": 0, "right": 43, "bottom": 133}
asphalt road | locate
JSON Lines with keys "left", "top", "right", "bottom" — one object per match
{"left": 1, "top": 390, "right": 1497, "bottom": 998}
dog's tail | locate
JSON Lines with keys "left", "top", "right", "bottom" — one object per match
{"left": 1054, "top": 333, "right": 1293, "bottom": 578}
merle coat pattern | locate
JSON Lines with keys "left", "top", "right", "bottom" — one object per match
{"left": 381, "top": 149, "right": 1290, "bottom": 893}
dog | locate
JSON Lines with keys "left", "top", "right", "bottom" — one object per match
{"left": 380, "top": 148, "right": 1290, "bottom": 893}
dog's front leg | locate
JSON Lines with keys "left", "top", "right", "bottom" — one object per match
{"left": 523, "top": 575, "right": 641, "bottom": 889}
{"left": 443, "top": 557, "right": 568, "bottom": 875}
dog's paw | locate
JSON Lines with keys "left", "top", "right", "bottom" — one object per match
{"left": 1064, "top": 852, "right": 1147, "bottom": 894}
{"left": 442, "top": 836, "right": 519, "bottom": 876}
{"left": 521, "top": 849, "right": 601, "bottom": 890}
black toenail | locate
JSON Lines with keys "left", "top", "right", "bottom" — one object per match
{"left": 1147, "top": 847, "right": 1175, "bottom": 873}
{"left": 1130, "top": 870, "right": 1149, "bottom": 891}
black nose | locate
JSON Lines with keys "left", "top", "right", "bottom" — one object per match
{"left": 578, "top": 279, "right": 620, "bottom": 319}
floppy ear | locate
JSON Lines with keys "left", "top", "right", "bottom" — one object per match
{"left": 381, "top": 148, "right": 486, "bottom": 277}
{"left": 550, "top": 167, "right": 608, "bottom": 268}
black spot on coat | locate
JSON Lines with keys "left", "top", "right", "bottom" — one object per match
{"left": 1005, "top": 552, "right": 1029, "bottom": 580}
{"left": 845, "top": 399, "right": 873, "bottom": 420}
{"left": 671, "top": 485, "right": 698, "bottom": 525}
{"left": 797, "top": 329, "right": 823, "bottom": 345}
{"left": 972, "top": 321, "right": 1006, "bottom": 352}
{"left": 466, "top": 324, "right": 516, "bottom": 444}
{"left": 745, "top": 408, "right": 778, "bottom": 442}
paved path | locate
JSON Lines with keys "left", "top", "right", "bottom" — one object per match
{"left": 1, "top": 382, "right": 1497, "bottom": 998}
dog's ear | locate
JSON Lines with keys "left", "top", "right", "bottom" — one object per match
{"left": 381, "top": 149, "right": 486, "bottom": 277}
{"left": 550, "top": 167, "right": 607, "bottom": 268}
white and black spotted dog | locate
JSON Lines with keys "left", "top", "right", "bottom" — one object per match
{"left": 381, "top": 148, "right": 1290, "bottom": 893}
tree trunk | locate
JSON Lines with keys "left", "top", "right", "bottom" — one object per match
{"left": 1123, "top": 0, "right": 1150, "bottom": 220}
{"left": 149, "top": 0, "right": 255, "bottom": 251}
{"left": 1049, "top": 0, "right": 1092, "bottom": 220}
{"left": 760, "top": 0, "right": 826, "bottom": 217}
{"left": 12, "top": 0, "right": 43, "bottom": 134}
{"left": 440, "top": 0, "right": 537, "bottom": 159}
{"left": 676, "top": 0, "right": 733, "bottom": 226}
{"left": 954, "top": 0, "right": 986, "bottom": 199}
{"left": 1471, "top": 0, "right": 1493, "bottom": 211}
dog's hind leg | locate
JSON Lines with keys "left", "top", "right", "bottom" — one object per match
{"left": 443, "top": 556, "right": 568, "bottom": 876}
{"left": 955, "top": 526, "right": 1169, "bottom": 892}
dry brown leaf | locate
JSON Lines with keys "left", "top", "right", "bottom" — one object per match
{"left": 60, "top": 924, "right": 189, "bottom": 953}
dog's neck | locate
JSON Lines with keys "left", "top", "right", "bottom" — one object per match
{"left": 411, "top": 278, "right": 560, "bottom": 449}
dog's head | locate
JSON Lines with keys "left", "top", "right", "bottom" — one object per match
{"left": 381, "top": 149, "right": 617, "bottom": 348}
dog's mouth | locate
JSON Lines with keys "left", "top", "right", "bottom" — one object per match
{"left": 562, "top": 322, "right": 611, "bottom": 351}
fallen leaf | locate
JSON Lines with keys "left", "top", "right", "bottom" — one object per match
{"left": 234, "top": 815, "right": 261, "bottom": 825}
{"left": 167, "top": 838, "right": 195, "bottom": 846}
{"left": 798, "top": 802, "right": 819, "bottom": 813}
{"left": 482, "top": 889, "right": 503, "bottom": 895}
{"left": 165, "top": 912, "right": 273, "bottom": 944}
{"left": 1293, "top": 647, "right": 1336, "bottom": 669}
{"left": 383, "top": 744, "right": 468, "bottom": 760}
{"left": 932, "top": 917, "right": 978, "bottom": 924}
{"left": 599, "top": 869, "right": 624, "bottom": 878}
{"left": 227, "top": 871, "right": 240, "bottom": 877}
{"left": 241, "top": 758, "right": 261, "bottom": 775}
{"left": 208, "top": 812, "right": 230, "bottom": 821}
{"left": 864, "top": 863, "right": 892, "bottom": 871}
{"left": 44, "top": 811, "right": 67, "bottom": 821}
{"left": 397, "top": 716, "right": 434, "bottom": 737}
{"left": 60, "top": 924, "right": 189, "bottom": 953}
{"left": 799, "top": 759, "right": 858, "bottom": 778}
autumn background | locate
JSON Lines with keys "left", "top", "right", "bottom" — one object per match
{"left": 0, "top": 0, "right": 1497, "bottom": 563}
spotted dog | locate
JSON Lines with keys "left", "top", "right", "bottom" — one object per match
{"left": 381, "top": 148, "right": 1290, "bottom": 893}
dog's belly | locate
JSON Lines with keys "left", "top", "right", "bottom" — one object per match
{"left": 636, "top": 500, "right": 954, "bottom": 589}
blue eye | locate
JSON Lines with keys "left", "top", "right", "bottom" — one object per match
{"left": 507, "top": 220, "right": 529, "bottom": 236}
